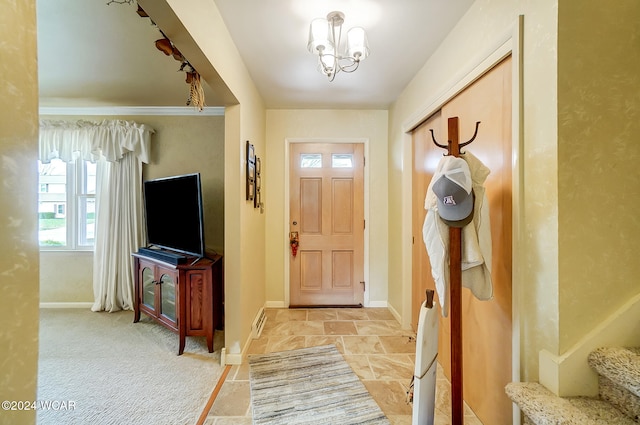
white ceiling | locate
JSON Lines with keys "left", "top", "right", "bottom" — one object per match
{"left": 37, "top": 0, "right": 474, "bottom": 109}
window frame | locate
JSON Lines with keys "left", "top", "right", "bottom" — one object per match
{"left": 38, "top": 158, "right": 96, "bottom": 251}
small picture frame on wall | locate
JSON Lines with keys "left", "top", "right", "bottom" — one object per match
{"left": 254, "top": 174, "right": 261, "bottom": 208}
{"left": 254, "top": 156, "right": 262, "bottom": 208}
{"left": 247, "top": 141, "right": 255, "bottom": 164}
{"left": 247, "top": 178, "right": 255, "bottom": 201}
{"left": 246, "top": 141, "right": 255, "bottom": 201}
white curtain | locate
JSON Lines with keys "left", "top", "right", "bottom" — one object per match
{"left": 39, "top": 119, "right": 154, "bottom": 312}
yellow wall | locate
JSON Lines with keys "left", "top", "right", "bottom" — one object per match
{"left": 557, "top": 1, "right": 640, "bottom": 351}
{"left": 38, "top": 114, "right": 225, "bottom": 304}
{"left": 388, "top": 0, "right": 560, "bottom": 383}
{"left": 140, "top": 115, "right": 226, "bottom": 255}
{"left": 148, "top": 0, "right": 268, "bottom": 362}
{"left": 265, "top": 110, "right": 389, "bottom": 306}
{"left": 0, "top": 0, "right": 40, "bottom": 423}
{"left": 40, "top": 252, "right": 93, "bottom": 303}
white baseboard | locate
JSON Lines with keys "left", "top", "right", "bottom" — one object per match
{"left": 224, "top": 352, "right": 243, "bottom": 365}
{"left": 40, "top": 302, "right": 93, "bottom": 309}
{"left": 387, "top": 302, "right": 402, "bottom": 324}
{"left": 367, "top": 300, "right": 388, "bottom": 308}
{"left": 225, "top": 329, "right": 255, "bottom": 366}
{"left": 224, "top": 303, "right": 268, "bottom": 366}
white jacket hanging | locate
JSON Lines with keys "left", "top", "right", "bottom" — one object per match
{"left": 422, "top": 151, "right": 493, "bottom": 317}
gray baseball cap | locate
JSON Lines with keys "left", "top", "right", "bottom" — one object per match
{"left": 431, "top": 156, "right": 474, "bottom": 228}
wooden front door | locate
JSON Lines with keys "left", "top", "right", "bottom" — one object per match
{"left": 412, "top": 56, "right": 513, "bottom": 425}
{"left": 289, "top": 143, "right": 364, "bottom": 306}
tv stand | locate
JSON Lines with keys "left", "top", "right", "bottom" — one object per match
{"left": 132, "top": 251, "right": 223, "bottom": 355}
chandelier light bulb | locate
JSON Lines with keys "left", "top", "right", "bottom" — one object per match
{"left": 307, "top": 18, "right": 332, "bottom": 53}
{"left": 347, "top": 27, "right": 369, "bottom": 60}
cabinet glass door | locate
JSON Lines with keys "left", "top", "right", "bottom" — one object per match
{"left": 159, "top": 273, "right": 176, "bottom": 322}
{"left": 142, "top": 267, "right": 155, "bottom": 309}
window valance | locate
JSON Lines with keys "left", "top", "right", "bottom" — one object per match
{"left": 39, "top": 119, "right": 154, "bottom": 164}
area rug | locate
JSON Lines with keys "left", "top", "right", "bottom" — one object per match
{"left": 37, "top": 308, "right": 223, "bottom": 425}
{"left": 248, "top": 344, "right": 389, "bottom": 424}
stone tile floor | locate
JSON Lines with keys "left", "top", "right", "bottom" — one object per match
{"left": 203, "top": 308, "right": 483, "bottom": 424}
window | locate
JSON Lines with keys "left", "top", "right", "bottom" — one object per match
{"left": 300, "top": 153, "right": 322, "bottom": 168}
{"left": 38, "top": 158, "right": 96, "bottom": 249}
{"left": 55, "top": 204, "right": 66, "bottom": 217}
{"left": 331, "top": 154, "right": 354, "bottom": 168}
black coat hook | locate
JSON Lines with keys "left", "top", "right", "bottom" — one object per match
{"left": 430, "top": 121, "right": 481, "bottom": 154}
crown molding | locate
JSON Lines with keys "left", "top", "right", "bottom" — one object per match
{"left": 38, "top": 106, "right": 225, "bottom": 116}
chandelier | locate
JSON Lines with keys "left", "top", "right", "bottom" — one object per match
{"left": 307, "top": 11, "right": 369, "bottom": 82}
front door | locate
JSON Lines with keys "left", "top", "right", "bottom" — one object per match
{"left": 289, "top": 143, "right": 364, "bottom": 306}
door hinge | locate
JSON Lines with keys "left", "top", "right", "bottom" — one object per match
{"left": 360, "top": 281, "right": 365, "bottom": 290}
{"left": 363, "top": 219, "right": 366, "bottom": 230}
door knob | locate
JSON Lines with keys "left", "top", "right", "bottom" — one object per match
{"left": 290, "top": 231, "right": 299, "bottom": 257}
{"left": 292, "top": 220, "right": 298, "bottom": 225}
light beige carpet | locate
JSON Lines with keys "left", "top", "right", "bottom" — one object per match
{"left": 37, "top": 308, "right": 223, "bottom": 425}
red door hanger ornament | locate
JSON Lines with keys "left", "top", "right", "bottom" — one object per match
{"left": 289, "top": 232, "right": 299, "bottom": 257}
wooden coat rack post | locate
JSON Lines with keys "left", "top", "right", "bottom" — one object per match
{"left": 430, "top": 116, "right": 480, "bottom": 425}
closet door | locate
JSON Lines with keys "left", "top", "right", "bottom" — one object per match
{"left": 411, "top": 56, "right": 513, "bottom": 425}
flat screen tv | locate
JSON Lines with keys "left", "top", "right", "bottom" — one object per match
{"left": 143, "top": 173, "right": 205, "bottom": 258}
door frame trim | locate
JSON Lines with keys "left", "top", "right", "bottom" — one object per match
{"left": 284, "top": 138, "right": 370, "bottom": 308}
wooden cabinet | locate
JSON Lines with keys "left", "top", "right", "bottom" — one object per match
{"left": 133, "top": 252, "right": 223, "bottom": 355}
